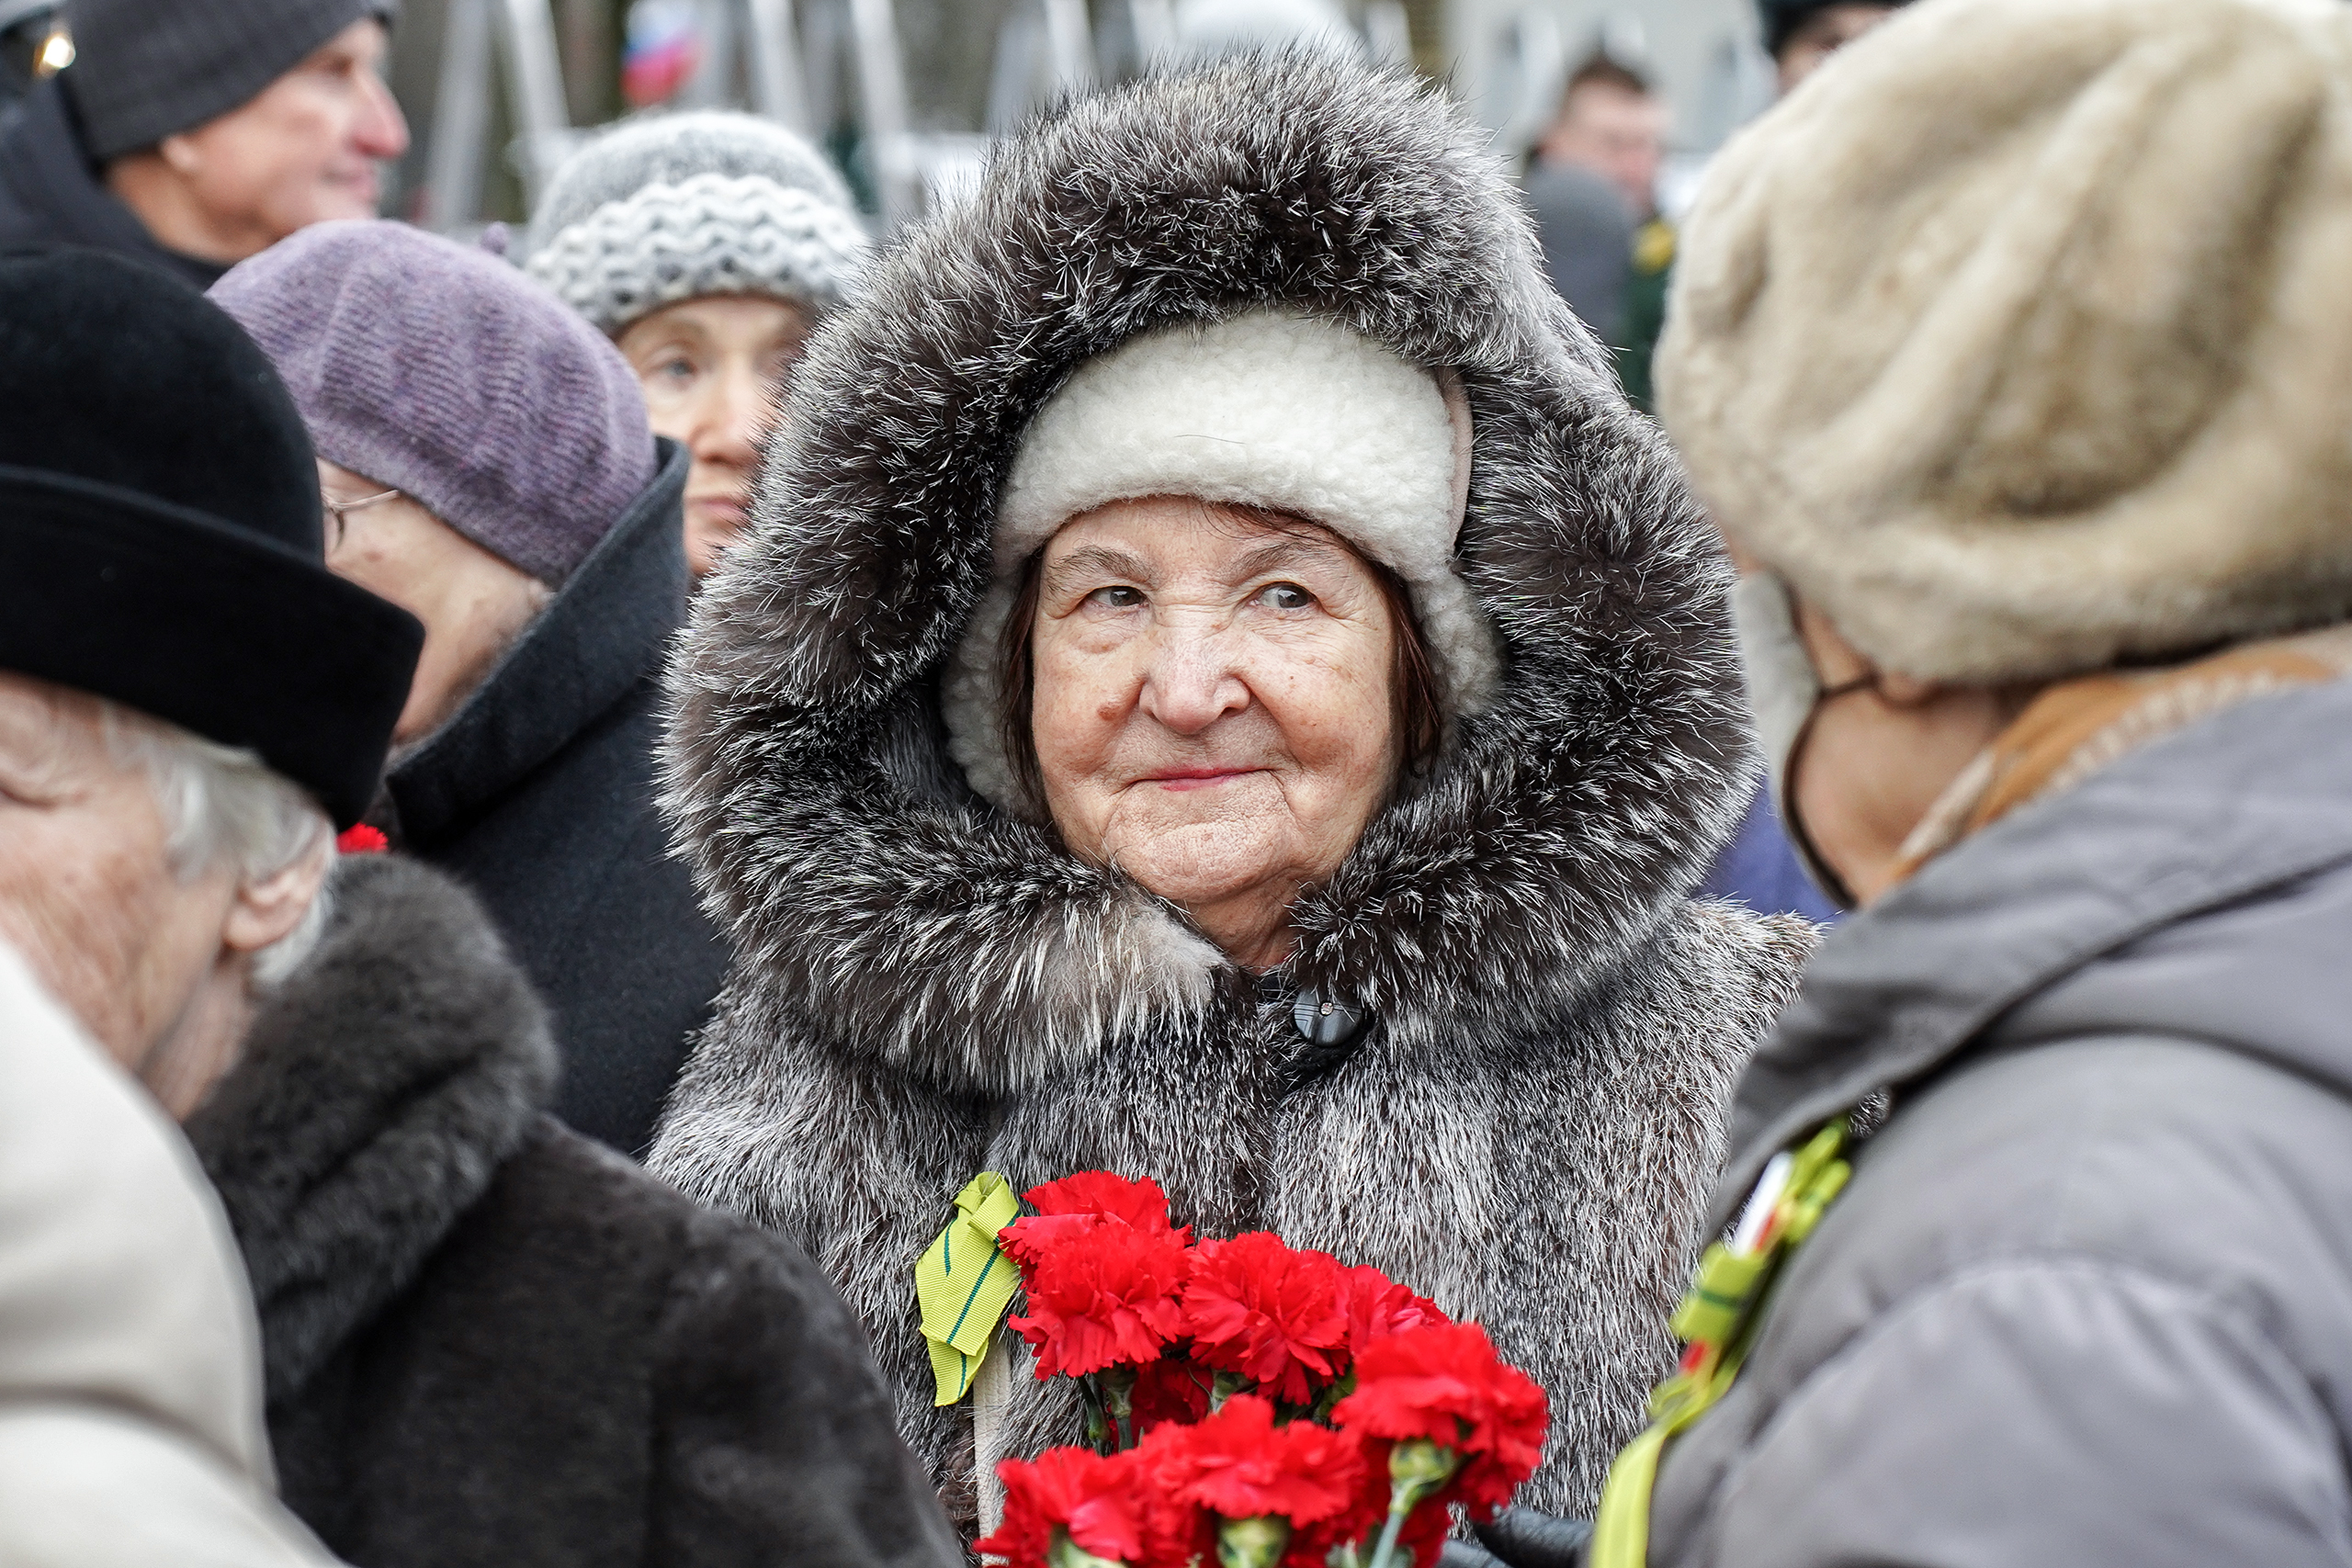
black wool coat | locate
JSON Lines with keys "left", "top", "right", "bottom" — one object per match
{"left": 0, "top": 77, "right": 226, "bottom": 287}
{"left": 377, "top": 439, "right": 729, "bottom": 1156}
{"left": 184, "top": 854, "right": 960, "bottom": 1568}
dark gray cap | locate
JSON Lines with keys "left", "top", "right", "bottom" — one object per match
{"left": 62, "top": 0, "right": 395, "bottom": 161}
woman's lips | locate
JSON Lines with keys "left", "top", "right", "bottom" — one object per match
{"left": 1140, "top": 767, "right": 1260, "bottom": 792}
{"left": 691, "top": 495, "right": 749, "bottom": 527}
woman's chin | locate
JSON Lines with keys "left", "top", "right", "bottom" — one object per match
{"left": 1109, "top": 820, "right": 1296, "bottom": 918}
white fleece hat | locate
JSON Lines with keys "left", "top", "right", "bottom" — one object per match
{"left": 943, "top": 309, "right": 1497, "bottom": 811}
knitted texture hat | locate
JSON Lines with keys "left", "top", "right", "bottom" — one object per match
{"left": 524, "top": 111, "right": 868, "bottom": 336}
{"left": 941, "top": 309, "right": 1484, "bottom": 811}
{"left": 1658, "top": 0, "right": 2352, "bottom": 684}
{"left": 63, "top": 0, "right": 393, "bottom": 161}
{"left": 209, "top": 220, "right": 656, "bottom": 587}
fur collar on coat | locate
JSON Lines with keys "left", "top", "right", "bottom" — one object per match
{"left": 650, "top": 52, "right": 1814, "bottom": 1525}
{"left": 186, "top": 854, "right": 556, "bottom": 1404}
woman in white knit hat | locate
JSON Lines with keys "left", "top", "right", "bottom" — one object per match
{"left": 526, "top": 112, "right": 867, "bottom": 577}
{"left": 1552, "top": 0, "right": 2352, "bottom": 1564}
{"left": 646, "top": 54, "right": 1814, "bottom": 1540}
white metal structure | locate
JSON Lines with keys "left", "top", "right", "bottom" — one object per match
{"left": 422, "top": 0, "right": 1449, "bottom": 235}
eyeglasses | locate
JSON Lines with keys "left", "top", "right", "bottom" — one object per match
{"left": 321, "top": 487, "right": 401, "bottom": 549}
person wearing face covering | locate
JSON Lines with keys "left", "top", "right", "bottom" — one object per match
{"left": 647, "top": 53, "right": 1816, "bottom": 1541}
{"left": 1482, "top": 2, "right": 2352, "bottom": 1565}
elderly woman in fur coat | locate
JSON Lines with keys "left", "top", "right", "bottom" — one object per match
{"left": 650, "top": 54, "right": 1814, "bottom": 1534}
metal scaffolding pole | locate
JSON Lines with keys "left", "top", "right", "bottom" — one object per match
{"left": 744, "top": 0, "right": 812, "bottom": 132}
{"left": 846, "top": 0, "right": 919, "bottom": 231}
{"left": 424, "top": 0, "right": 494, "bottom": 230}
{"left": 497, "top": 0, "right": 573, "bottom": 204}
{"left": 1041, "top": 0, "right": 1093, "bottom": 92}
{"left": 1127, "top": 0, "right": 1175, "bottom": 67}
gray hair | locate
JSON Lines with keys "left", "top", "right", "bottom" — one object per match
{"left": 98, "top": 702, "right": 337, "bottom": 987}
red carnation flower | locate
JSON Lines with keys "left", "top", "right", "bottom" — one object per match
{"left": 335, "top": 824, "right": 389, "bottom": 855}
{"left": 1330, "top": 1323, "right": 1549, "bottom": 1517}
{"left": 975, "top": 1447, "right": 1152, "bottom": 1567}
{"left": 1338, "top": 1265, "right": 1450, "bottom": 1351}
{"left": 1181, "top": 1234, "right": 1351, "bottom": 1406}
{"left": 1129, "top": 1356, "right": 1212, "bottom": 1435}
{"left": 1026, "top": 1172, "right": 1190, "bottom": 1238}
{"left": 1006, "top": 1217, "right": 1191, "bottom": 1380}
{"left": 1139, "top": 1396, "right": 1370, "bottom": 1567}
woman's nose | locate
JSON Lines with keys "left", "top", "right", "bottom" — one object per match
{"left": 1137, "top": 625, "right": 1250, "bottom": 736}
{"left": 699, "top": 361, "right": 771, "bottom": 471}
{"left": 356, "top": 73, "right": 410, "bottom": 160}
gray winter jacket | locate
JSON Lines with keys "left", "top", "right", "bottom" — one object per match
{"left": 650, "top": 54, "right": 1811, "bottom": 1532}
{"left": 1645, "top": 675, "right": 2352, "bottom": 1566}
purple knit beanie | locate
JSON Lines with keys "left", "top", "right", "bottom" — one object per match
{"left": 209, "top": 220, "right": 655, "bottom": 585}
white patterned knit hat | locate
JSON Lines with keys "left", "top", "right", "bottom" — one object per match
{"left": 523, "top": 111, "right": 869, "bottom": 336}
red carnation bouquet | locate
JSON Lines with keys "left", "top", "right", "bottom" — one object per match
{"left": 976, "top": 1173, "right": 1548, "bottom": 1568}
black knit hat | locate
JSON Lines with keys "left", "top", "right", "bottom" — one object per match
{"left": 62, "top": 0, "right": 397, "bottom": 161}
{"left": 0, "top": 249, "right": 422, "bottom": 828}
{"left": 1758, "top": 0, "right": 1912, "bottom": 59}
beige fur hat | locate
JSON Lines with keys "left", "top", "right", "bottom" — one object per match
{"left": 1657, "top": 0, "right": 2352, "bottom": 683}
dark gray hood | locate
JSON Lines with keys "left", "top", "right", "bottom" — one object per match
{"left": 1715, "top": 674, "right": 2352, "bottom": 1231}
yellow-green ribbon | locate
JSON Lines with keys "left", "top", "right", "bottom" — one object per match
{"left": 916, "top": 1172, "right": 1023, "bottom": 1407}
{"left": 1589, "top": 1120, "right": 1853, "bottom": 1568}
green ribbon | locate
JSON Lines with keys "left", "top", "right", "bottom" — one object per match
{"left": 916, "top": 1172, "right": 1023, "bottom": 1407}
{"left": 1589, "top": 1120, "right": 1853, "bottom": 1568}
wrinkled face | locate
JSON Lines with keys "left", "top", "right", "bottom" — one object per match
{"left": 164, "top": 18, "right": 408, "bottom": 253}
{"left": 1028, "top": 499, "right": 1400, "bottom": 954}
{"left": 1778, "top": 4, "right": 1903, "bottom": 93}
{"left": 0, "top": 671, "right": 237, "bottom": 1070}
{"left": 616, "top": 295, "right": 812, "bottom": 579}
{"left": 320, "top": 459, "right": 548, "bottom": 749}
{"left": 1545, "top": 80, "right": 1668, "bottom": 219}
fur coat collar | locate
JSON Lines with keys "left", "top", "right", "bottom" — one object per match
{"left": 651, "top": 53, "right": 1812, "bottom": 1524}
{"left": 186, "top": 855, "right": 556, "bottom": 1404}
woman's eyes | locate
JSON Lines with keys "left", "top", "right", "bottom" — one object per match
{"left": 656, "top": 356, "right": 699, "bottom": 386}
{"left": 1079, "top": 582, "right": 1319, "bottom": 611}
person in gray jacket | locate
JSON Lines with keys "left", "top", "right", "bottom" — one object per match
{"left": 1513, "top": 0, "right": 2352, "bottom": 1564}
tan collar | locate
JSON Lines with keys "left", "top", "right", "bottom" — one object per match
{"left": 1890, "top": 625, "right": 2352, "bottom": 886}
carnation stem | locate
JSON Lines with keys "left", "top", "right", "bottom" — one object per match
{"left": 1099, "top": 1365, "right": 1138, "bottom": 1451}
{"left": 1367, "top": 1498, "right": 1412, "bottom": 1568}
{"left": 1364, "top": 1441, "right": 1458, "bottom": 1568}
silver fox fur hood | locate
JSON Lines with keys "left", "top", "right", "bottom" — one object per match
{"left": 650, "top": 52, "right": 1814, "bottom": 1528}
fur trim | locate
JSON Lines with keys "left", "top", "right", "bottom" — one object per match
{"left": 944, "top": 310, "right": 1495, "bottom": 810}
{"left": 655, "top": 51, "right": 1811, "bottom": 1524}
{"left": 185, "top": 855, "right": 557, "bottom": 1403}
{"left": 1658, "top": 0, "right": 2352, "bottom": 683}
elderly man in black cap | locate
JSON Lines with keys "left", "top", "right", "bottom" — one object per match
{"left": 0, "top": 0, "right": 406, "bottom": 285}
{"left": 0, "top": 249, "right": 960, "bottom": 1568}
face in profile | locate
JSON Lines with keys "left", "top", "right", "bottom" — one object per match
{"left": 160, "top": 18, "right": 408, "bottom": 251}
{"left": 1020, "top": 497, "right": 1407, "bottom": 967}
{"left": 616, "top": 295, "right": 813, "bottom": 579}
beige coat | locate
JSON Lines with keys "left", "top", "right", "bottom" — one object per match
{"left": 0, "top": 939, "right": 336, "bottom": 1567}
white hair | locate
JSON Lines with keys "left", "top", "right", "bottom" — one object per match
{"left": 98, "top": 703, "right": 337, "bottom": 988}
